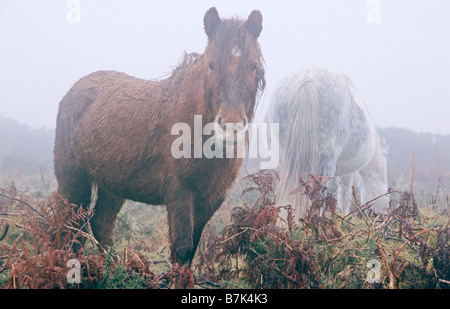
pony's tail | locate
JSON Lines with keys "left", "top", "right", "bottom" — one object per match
{"left": 274, "top": 77, "right": 320, "bottom": 222}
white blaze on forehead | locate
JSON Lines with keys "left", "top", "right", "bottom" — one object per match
{"left": 231, "top": 45, "right": 242, "bottom": 57}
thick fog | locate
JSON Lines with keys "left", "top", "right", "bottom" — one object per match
{"left": 1, "top": 0, "right": 449, "bottom": 134}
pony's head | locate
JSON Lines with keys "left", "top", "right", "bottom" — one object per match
{"left": 201, "top": 7, "right": 265, "bottom": 145}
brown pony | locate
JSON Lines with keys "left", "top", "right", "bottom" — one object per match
{"left": 54, "top": 7, "right": 265, "bottom": 266}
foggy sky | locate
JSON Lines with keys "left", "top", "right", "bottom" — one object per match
{"left": 1, "top": 0, "right": 449, "bottom": 134}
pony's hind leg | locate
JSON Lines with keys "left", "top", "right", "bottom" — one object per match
{"left": 57, "top": 173, "right": 92, "bottom": 212}
{"left": 357, "top": 163, "right": 389, "bottom": 214}
{"left": 55, "top": 167, "right": 92, "bottom": 251}
{"left": 90, "top": 187, "right": 125, "bottom": 252}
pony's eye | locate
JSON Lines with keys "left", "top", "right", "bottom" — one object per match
{"left": 250, "top": 64, "right": 258, "bottom": 72}
{"left": 208, "top": 62, "right": 215, "bottom": 71}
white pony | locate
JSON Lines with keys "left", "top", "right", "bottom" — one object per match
{"left": 265, "top": 66, "right": 389, "bottom": 219}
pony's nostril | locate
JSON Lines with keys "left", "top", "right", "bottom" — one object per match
{"left": 217, "top": 115, "right": 224, "bottom": 129}
{"left": 242, "top": 116, "right": 248, "bottom": 128}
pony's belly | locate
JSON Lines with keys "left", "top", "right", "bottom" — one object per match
{"left": 335, "top": 156, "right": 367, "bottom": 176}
{"left": 95, "top": 175, "right": 166, "bottom": 206}
{"left": 81, "top": 153, "right": 167, "bottom": 205}
{"left": 335, "top": 137, "right": 375, "bottom": 176}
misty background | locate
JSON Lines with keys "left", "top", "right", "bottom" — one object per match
{"left": 0, "top": 1, "right": 449, "bottom": 192}
{"left": 1, "top": 0, "right": 450, "bottom": 133}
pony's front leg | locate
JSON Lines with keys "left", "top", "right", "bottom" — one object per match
{"left": 318, "top": 149, "right": 337, "bottom": 177}
{"left": 191, "top": 197, "right": 224, "bottom": 265}
{"left": 311, "top": 150, "right": 337, "bottom": 206}
{"left": 166, "top": 187, "right": 194, "bottom": 266}
{"left": 337, "top": 174, "right": 355, "bottom": 215}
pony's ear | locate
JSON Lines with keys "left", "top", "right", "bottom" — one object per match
{"left": 245, "top": 10, "right": 263, "bottom": 38}
{"left": 204, "top": 7, "right": 221, "bottom": 39}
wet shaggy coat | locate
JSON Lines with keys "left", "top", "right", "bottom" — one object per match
{"left": 54, "top": 7, "right": 265, "bottom": 266}
{"left": 266, "top": 66, "right": 388, "bottom": 220}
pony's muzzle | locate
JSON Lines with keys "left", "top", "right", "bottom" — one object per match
{"left": 214, "top": 115, "right": 248, "bottom": 145}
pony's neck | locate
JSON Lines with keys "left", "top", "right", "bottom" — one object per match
{"left": 165, "top": 53, "right": 203, "bottom": 90}
{"left": 162, "top": 54, "right": 207, "bottom": 118}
